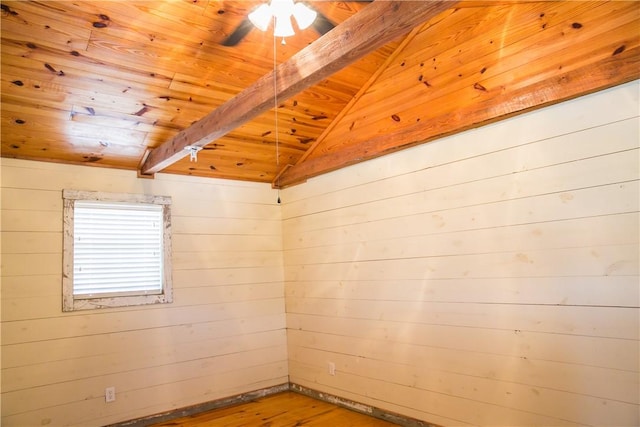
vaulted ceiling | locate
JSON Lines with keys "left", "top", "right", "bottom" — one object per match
{"left": 2, "top": 1, "right": 638, "bottom": 187}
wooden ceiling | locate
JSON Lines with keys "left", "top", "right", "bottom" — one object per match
{"left": 2, "top": 1, "right": 638, "bottom": 187}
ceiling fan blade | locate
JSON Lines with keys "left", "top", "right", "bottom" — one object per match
{"left": 309, "top": 1, "right": 374, "bottom": 37}
{"left": 222, "top": 17, "right": 254, "bottom": 46}
{"left": 311, "top": 10, "right": 334, "bottom": 36}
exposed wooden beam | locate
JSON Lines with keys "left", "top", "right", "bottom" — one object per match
{"left": 139, "top": 0, "right": 456, "bottom": 175}
{"left": 276, "top": 45, "right": 640, "bottom": 188}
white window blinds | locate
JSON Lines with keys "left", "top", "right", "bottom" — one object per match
{"left": 73, "top": 200, "right": 164, "bottom": 297}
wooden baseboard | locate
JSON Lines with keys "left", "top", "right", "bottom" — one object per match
{"left": 107, "top": 383, "right": 290, "bottom": 427}
{"left": 290, "top": 383, "right": 439, "bottom": 427}
{"left": 110, "top": 382, "right": 439, "bottom": 427}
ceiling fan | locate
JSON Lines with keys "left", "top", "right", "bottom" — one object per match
{"left": 221, "top": 0, "right": 335, "bottom": 46}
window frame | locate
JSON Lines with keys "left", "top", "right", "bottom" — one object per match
{"left": 62, "top": 189, "right": 173, "bottom": 312}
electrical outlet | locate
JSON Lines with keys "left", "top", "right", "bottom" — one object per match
{"left": 105, "top": 386, "right": 116, "bottom": 403}
{"left": 328, "top": 362, "right": 336, "bottom": 376}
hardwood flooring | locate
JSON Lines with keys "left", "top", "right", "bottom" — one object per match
{"left": 151, "top": 391, "right": 399, "bottom": 426}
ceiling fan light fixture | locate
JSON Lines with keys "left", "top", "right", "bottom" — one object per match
{"left": 292, "top": 2, "right": 316, "bottom": 30}
{"left": 270, "top": 0, "right": 295, "bottom": 18}
{"left": 248, "top": 0, "right": 316, "bottom": 37}
{"left": 248, "top": 3, "right": 272, "bottom": 31}
{"left": 273, "top": 16, "right": 295, "bottom": 38}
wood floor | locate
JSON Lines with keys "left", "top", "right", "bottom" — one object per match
{"left": 152, "top": 391, "right": 399, "bottom": 426}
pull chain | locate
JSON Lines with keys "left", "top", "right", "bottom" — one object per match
{"left": 274, "top": 19, "right": 282, "bottom": 204}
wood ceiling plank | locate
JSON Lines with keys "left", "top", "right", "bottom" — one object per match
{"left": 85, "top": 35, "right": 188, "bottom": 77}
{"left": 229, "top": 122, "right": 322, "bottom": 147}
{"left": 1, "top": 59, "right": 166, "bottom": 105}
{"left": 293, "top": 26, "right": 424, "bottom": 168}
{"left": 1, "top": 112, "right": 147, "bottom": 146}
{"left": 311, "top": 1, "right": 370, "bottom": 23}
{"left": 2, "top": 127, "right": 145, "bottom": 164}
{"left": 143, "top": 128, "right": 305, "bottom": 160}
{"left": 1, "top": 79, "right": 67, "bottom": 104}
{"left": 276, "top": 42, "right": 640, "bottom": 187}
{"left": 162, "top": 163, "right": 277, "bottom": 183}
{"left": 1, "top": 100, "right": 72, "bottom": 122}
{"left": 1, "top": 37, "right": 174, "bottom": 89}
{"left": 69, "top": 112, "right": 158, "bottom": 133}
{"left": 1, "top": 1, "right": 95, "bottom": 32}
{"left": 2, "top": 52, "right": 247, "bottom": 134}
{"left": 162, "top": 157, "right": 289, "bottom": 182}
{"left": 0, "top": 92, "right": 75, "bottom": 119}
{"left": 140, "top": 0, "right": 456, "bottom": 176}
{"left": 0, "top": 18, "right": 90, "bottom": 51}
{"left": 308, "top": 1, "right": 636, "bottom": 159}
{"left": 45, "top": 0, "right": 214, "bottom": 44}
{"left": 375, "top": 1, "right": 619, "bottom": 95}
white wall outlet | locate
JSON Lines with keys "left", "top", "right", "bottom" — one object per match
{"left": 328, "top": 361, "right": 336, "bottom": 376}
{"left": 105, "top": 386, "right": 116, "bottom": 403}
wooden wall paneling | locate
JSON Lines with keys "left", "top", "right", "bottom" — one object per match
{"left": 0, "top": 210, "right": 62, "bottom": 233}
{"left": 1, "top": 186, "right": 61, "bottom": 212}
{"left": 288, "top": 335, "right": 637, "bottom": 425}
{"left": 283, "top": 183, "right": 639, "bottom": 256}
{"left": 173, "top": 250, "right": 283, "bottom": 271}
{"left": 169, "top": 281, "right": 285, "bottom": 305}
{"left": 3, "top": 362, "right": 288, "bottom": 427}
{"left": 2, "top": 277, "right": 284, "bottom": 321}
{"left": 0, "top": 165, "right": 281, "bottom": 211}
{"left": 285, "top": 274, "right": 639, "bottom": 307}
{"left": 282, "top": 81, "right": 639, "bottom": 425}
{"left": 2, "top": 313, "right": 285, "bottom": 369}
{"left": 173, "top": 266, "right": 284, "bottom": 288}
{"left": 170, "top": 199, "right": 280, "bottom": 221}
{"left": 287, "top": 315, "right": 639, "bottom": 373}
{"left": 156, "top": 181, "right": 276, "bottom": 205}
{"left": 290, "top": 360, "right": 580, "bottom": 427}
{"left": 291, "top": 356, "right": 636, "bottom": 426}
{"left": 1, "top": 297, "right": 284, "bottom": 344}
{"left": 172, "top": 216, "right": 280, "bottom": 236}
{"left": 2, "top": 252, "right": 62, "bottom": 277}
{"left": 172, "top": 232, "right": 282, "bottom": 252}
{"left": 312, "top": 112, "right": 637, "bottom": 221}
{"left": 3, "top": 329, "right": 286, "bottom": 392}
{"left": 285, "top": 297, "right": 637, "bottom": 339}
{"left": 281, "top": 150, "right": 638, "bottom": 237}
{"left": 98, "top": 376, "right": 288, "bottom": 427}
{"left": 283, "top": 213, "right": 639, "bottom": 265}
{"left": 1, "top": 158, "right": 286, "bottom": 426}
{"left": 285, "top": 244, "right": 638, "bottom": 280}
{"left": 288, "top": 346, "right": 637, "bottom": 426}
{"left": 0, "top": 275, "right": 61, "bottom": 300}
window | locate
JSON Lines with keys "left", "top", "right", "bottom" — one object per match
{"left": 62, "top": 190, "right": 172, "bottom": 311}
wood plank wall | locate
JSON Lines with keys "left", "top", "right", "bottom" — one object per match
{"left": 0, "top": 162, "right": 287, "bottom": 426}
{"left": 282, "top": 81, "right": 640, "bottom": 426}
